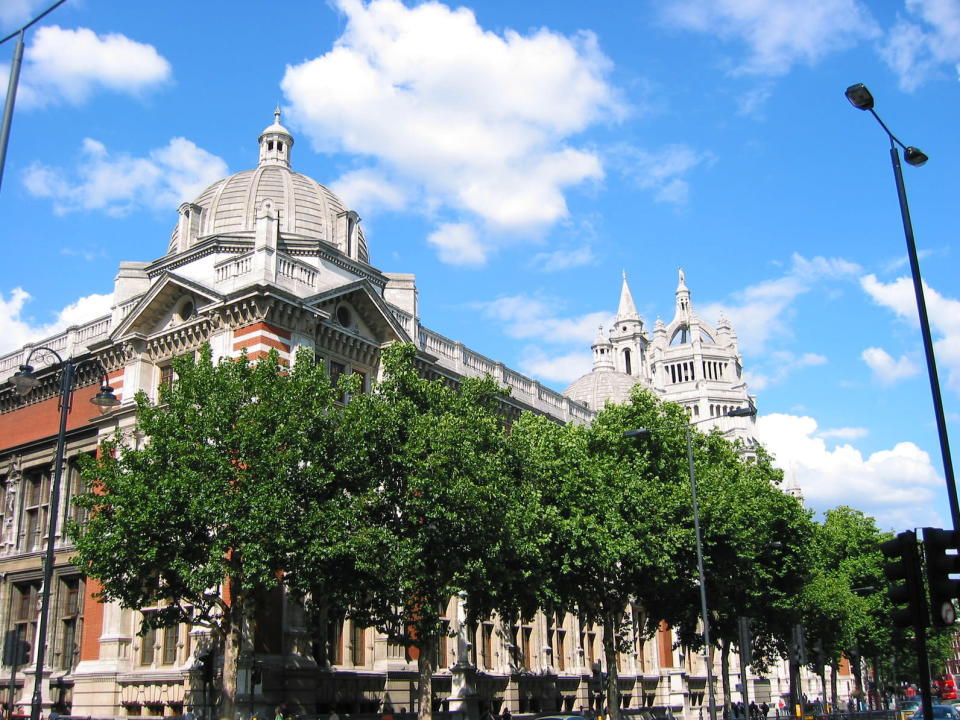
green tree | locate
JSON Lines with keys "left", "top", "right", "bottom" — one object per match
{"left": 299, "top": 342, "right": 540, "bottom": 720}
{"left": 510, "top": 388, "right": 693, "bottom": 720}
{"left": 71, "top": 346, "right": 342, "bottom": 720}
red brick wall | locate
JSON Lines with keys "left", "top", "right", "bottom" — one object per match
{"left": 79, "top": 578, "right": 105, "bottom": 661}
{"left": 0, "top": 383, "right": 100, "bottom": 452}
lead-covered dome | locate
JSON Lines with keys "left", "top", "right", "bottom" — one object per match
{"left": 168, "top": 109, "right": 368, "bottom": 263}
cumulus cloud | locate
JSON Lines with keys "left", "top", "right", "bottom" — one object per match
{"left": 426, "top": 223, "right": 487, "bottom": 267}
{"left": 518, "top": 347, "right": 593, "bottom": 385}
{"left": 0, "top": 0, "right": 45, "bottom": 29}
{"left": 745, "top": 350, "right": 827, "bottom": 390}
{"left": 23, "top": 137, "right": 228, "bottom": 216}
{"left": 607, "top": 143, "right": 715, "bottom": 205}
{"left": 475, "top": 294, "right": 610, "bottom": 345}
{"left": 659, "top": 0, "right": 880, "bottom": 76}
{"left": 757, "top": 412, "right": 945, "bottom": 530}
{"left": 861, "top": 346, "right": 919, "bottom": 385}
{"left": 0, "top": 288, "right": 113, "bottom": 356}
{"left": 281, "top": 0, "right": 622, "bottom": 261}
{"left": 818, "top": 426, "right": 869, "bottom": 440}
{"left": 331, "top": 168, "right": 407, "bottom": 213}
{"left": 1, "top": 26, "right": 171, "bottom": 109}
{"left": 880, "top": 0, "right": 960, "bottom": 90}
{"left": 700, "top": 253, "right": 861, "bottom": 354}
{"left": 861, "top": 274, "right": 960, "bottom": 393}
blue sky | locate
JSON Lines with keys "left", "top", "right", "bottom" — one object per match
{"left": 2, "top": 0, "right": 958, "bottom": 532}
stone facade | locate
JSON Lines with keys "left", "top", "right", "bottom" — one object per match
{"left": 0, "top": 111, "right": 849, "bottom": 720}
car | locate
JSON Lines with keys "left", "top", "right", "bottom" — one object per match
{"left": 534, "top": 715, "right": 586, "bottom": 720}
{"left": 937, "top": 675, "right": 960, "bottom": 702}
{"left": 909, "top": 705, "right": 960, "bottom": 720}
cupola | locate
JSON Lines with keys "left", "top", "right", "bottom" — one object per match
{"left": 258, "top": 107, "right": 294, "bottom": 168}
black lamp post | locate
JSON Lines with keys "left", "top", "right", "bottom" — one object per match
{"left": 845, "top": 83, "right": 958, "bottom": 532}
{"left": 7, "top": 347, "right": 119, "bottom": 720}
{"left": 623, "top": 405, "right": 757, "bottom": 720}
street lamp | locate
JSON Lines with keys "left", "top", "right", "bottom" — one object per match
{"left": 844, "top": 82, "right": 957, "bottom": 532}
{"left": 623, "top": 405, "right": 757, "bottom": 720}
{"left": 7, "top": 347, "right": 119, "bottom": 720}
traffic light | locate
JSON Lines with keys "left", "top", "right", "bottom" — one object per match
{"left": 922, "top": 527, "right": 960, "bottom": 627}
{"left": 880, "top": 530, "right": 926, "bottom": 629}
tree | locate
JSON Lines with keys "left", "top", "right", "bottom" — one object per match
{"left": 71, "top": 345, "right": 342, "bottom": 720}
{"left": 297, "top": 342, "right": 540, "bottom": 720}
{"left": 510, "top": 388, "right": 694, "bottom": 720}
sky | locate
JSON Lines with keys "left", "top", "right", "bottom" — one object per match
{"left": 1, "top": 0, "right": 958, "bottom": 533}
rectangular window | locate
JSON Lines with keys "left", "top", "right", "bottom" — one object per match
{"left": 436, "top": 619, "right": 449, "bottom": 669}
{"left": 11, "top": 582, "right": 40, "bottom": 666}
{"left": 162, "top": 624, "right": 178, "bottom": 665}
{"left": 140, "top": 624, "right": 157, "bottom": 666}
{"left": 22, "top": 468, "right": 50, "bottom": 552}
{"left": 352, "top": 370, "right": 367, "bottom": 394}
{"left": 586, "top": 631, "right": 596, "bottom": 666}
{"left": 521, "top": 627, "right": 532, "bottom": 670}
{"left": 65, "top": 459, "right": 91, "bottom": 528}
{"left": 57, "top": 577, "right": 84, "bottom": 669}
{"left": 159, "top": 365, "right": 174, "bottom": 393}
{"left": 351, "top": 622, "right": 365, "bottom": 666}
{"left": 556, "top": 630, "right": 566, "bottom": 672}
{"left": 330, "top": 361, "right": 346, "bottom": 403}
{"left": 482, "top": 623, "right": 493, "bottom": 670}
{"left": 327, "top": 619, "right": 343, "bottom": 665}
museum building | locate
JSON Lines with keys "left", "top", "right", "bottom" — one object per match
{"left": 0, "top": 111, "right": 834, "bottom": 720}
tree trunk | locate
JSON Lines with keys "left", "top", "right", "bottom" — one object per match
{"left": 721, "top": 639, "right": 732, "bottom": 720}
{"left": 603, "top": 610, "right": 621, "bottom": 720}
{"left": 221, "top": 577, "right": 244, "bottom": 720}
{"left": 830, "top": 659, "right": 839, "bottom": 713}
{"left": 418, "top": 636, "right": 436, "bottom": 720}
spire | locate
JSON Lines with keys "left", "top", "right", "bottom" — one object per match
{"left": 616, "top": 270, "right": 641, "bottom": 323}
{"left": 258, "top": 107, "right": 294, "bottom": 168}
{"left": 674, "top": 267, "right": 693, "bottom": 322}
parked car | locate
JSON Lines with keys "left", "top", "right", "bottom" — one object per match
{"left": 910, "top": 705, "right": 960, "bottom": 720}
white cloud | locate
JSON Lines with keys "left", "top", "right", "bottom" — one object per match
{"left": 660, "top": 0, "right": 880, "bottom": 76}
{"left": 700, "top": 253, "right": 861, "bottom": 354}
{"left": 2, "top": 26, "right": 171, "bottom": 109}
{"left": 475, "top": 294, "right": 610, "bottom": 345}
{"left": 880, "top": 0, "right": 960, "bottom": 90}
{"left": 530, "top": 246, "right": 596, "bottom": 273}
{"left": 757, "top": 412, "right": 945, "bottom": 530}
{"left": 818, "top": 426, "right": 869, "bottom": 440}
{"left": 24, "top": 137, "right": 228, "bottom": 216}
{"left": 331, "top": 168, "right": 408, "bottom": 213}
{"left": 861, "top": 346, "right": 919, "bottom": 385}
{"left": 281, "top": 0, "right": 620, "bottom": 246}
{"left": 861, "top": 274, "right": 960, "bottom": 393}
{"left": 518, "top": 347, "right": 593, "bottom": 384}
{"left": 609, "top": 143, "right": 714, "bottom": 205}
{"left": 426, "top": 223, "right": 487, "bottom": 267}
{"left": 745, "top": 350, "right": 827, "bottom": 390}
{"left": 0, "top": 288, "right": 113, "bottom": 356}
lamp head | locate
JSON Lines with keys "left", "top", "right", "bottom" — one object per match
{"left": 622, "top": 428, "right": 651, "bottom": 439}
{"left": 90, "top": 383, "right": 121, "bottom": 415}
{"left": 904, "top": 146, "right": 928, "bottom": 167}
{"left": 726, "top": 406, "right": 757, "bottom": 418}
{"left": 845, "top": 83, "right": 874, "bottom": 110}
{"left": 9, "top": 364, "right": 40, "bottom": 397}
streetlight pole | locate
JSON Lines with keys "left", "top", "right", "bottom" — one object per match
{"left": 7, "top": 348, "right": 119, "bottom": 720}
{"left": 623, "top": 405, "right": 757, "bottom": 720}
{"left": 845, "top": 83, "right": 958, "bottom": 532}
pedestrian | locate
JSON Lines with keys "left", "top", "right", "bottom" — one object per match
{"left": 760, "top": 702, "right": 769, "bottom": 719}
{"left": 750, "top": 701, "right": 759, "bottom": 720}
{"left": 275, "top": 706, "right": 285, "bottom": 720}
{"left": 502, "top": 706, "right": 512, "bottom": 720}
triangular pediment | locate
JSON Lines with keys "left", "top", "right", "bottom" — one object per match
{"left": 305, "top": 280, "right": 411, "bottom": 346}
{"left": 111, "top": 273, "right": 224, "bottom": 340}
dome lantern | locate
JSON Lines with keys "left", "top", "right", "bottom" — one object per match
{"left": 258, "top": 106, "right": 294, "bottom": 168}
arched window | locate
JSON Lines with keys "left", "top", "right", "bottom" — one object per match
{"left": 623, "top": 348, "right": 632, "bottom": 375}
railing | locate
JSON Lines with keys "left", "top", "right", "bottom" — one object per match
{"left": 214, "top": 254, "right": 252, "bottom": 282}
{"left": 277, "top": 256, "right": 317, "bottom": 287}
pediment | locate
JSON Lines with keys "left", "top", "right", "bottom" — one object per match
{"left": 111, "top": 273, "right": 223, "bottom": 340}
{"left": 305, "top": 280, "right": 412, "bottom": 347}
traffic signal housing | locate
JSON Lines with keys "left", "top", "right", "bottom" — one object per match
{"left": 880, "top": 530, "right": 926, "bottom": 629}
{"left": 922, "top": 527, "right": 960, "bottom": 627}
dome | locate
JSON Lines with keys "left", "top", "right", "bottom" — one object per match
{"left": 563, "top": 368, "right": 640, "bottom": 411}
{"left": 168, "top": 109, "right": 368, "bottom": 264}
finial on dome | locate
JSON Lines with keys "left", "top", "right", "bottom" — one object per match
{"left": 274, "top": 105, "right": 281, "bottom": 125}
{"left": 258, "top": 107, "right": 294, "bottom": 168}
{"left": 678, "top": 267, "right": 687, "bottom": 290}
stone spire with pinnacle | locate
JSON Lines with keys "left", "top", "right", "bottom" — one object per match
{"left": 616, "top": 270, "right": 641, "bottom": 324}
{"left": 674, "top": 267, "right": 694, "bottom": 322}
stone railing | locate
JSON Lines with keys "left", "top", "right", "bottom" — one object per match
{"left": 214, "top": 253, "right": 252, "bottom": 283}
{"left": 0, "top": 314, "right": 114, "bottom": 376}
{"left": 277, "top": 256, "right": 317, "bottom": 287}
{"left": 416, "top": 326, "right": 593, "bottom": 425}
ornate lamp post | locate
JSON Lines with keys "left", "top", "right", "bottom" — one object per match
{"left": 7, "top": 347, "right": 120, "bottom": 720}
{"left": 844, "top": 83, "right": 957, "bottom": 532}
{"left": 623, "top": 406, "right": 757, "bottom": 720}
